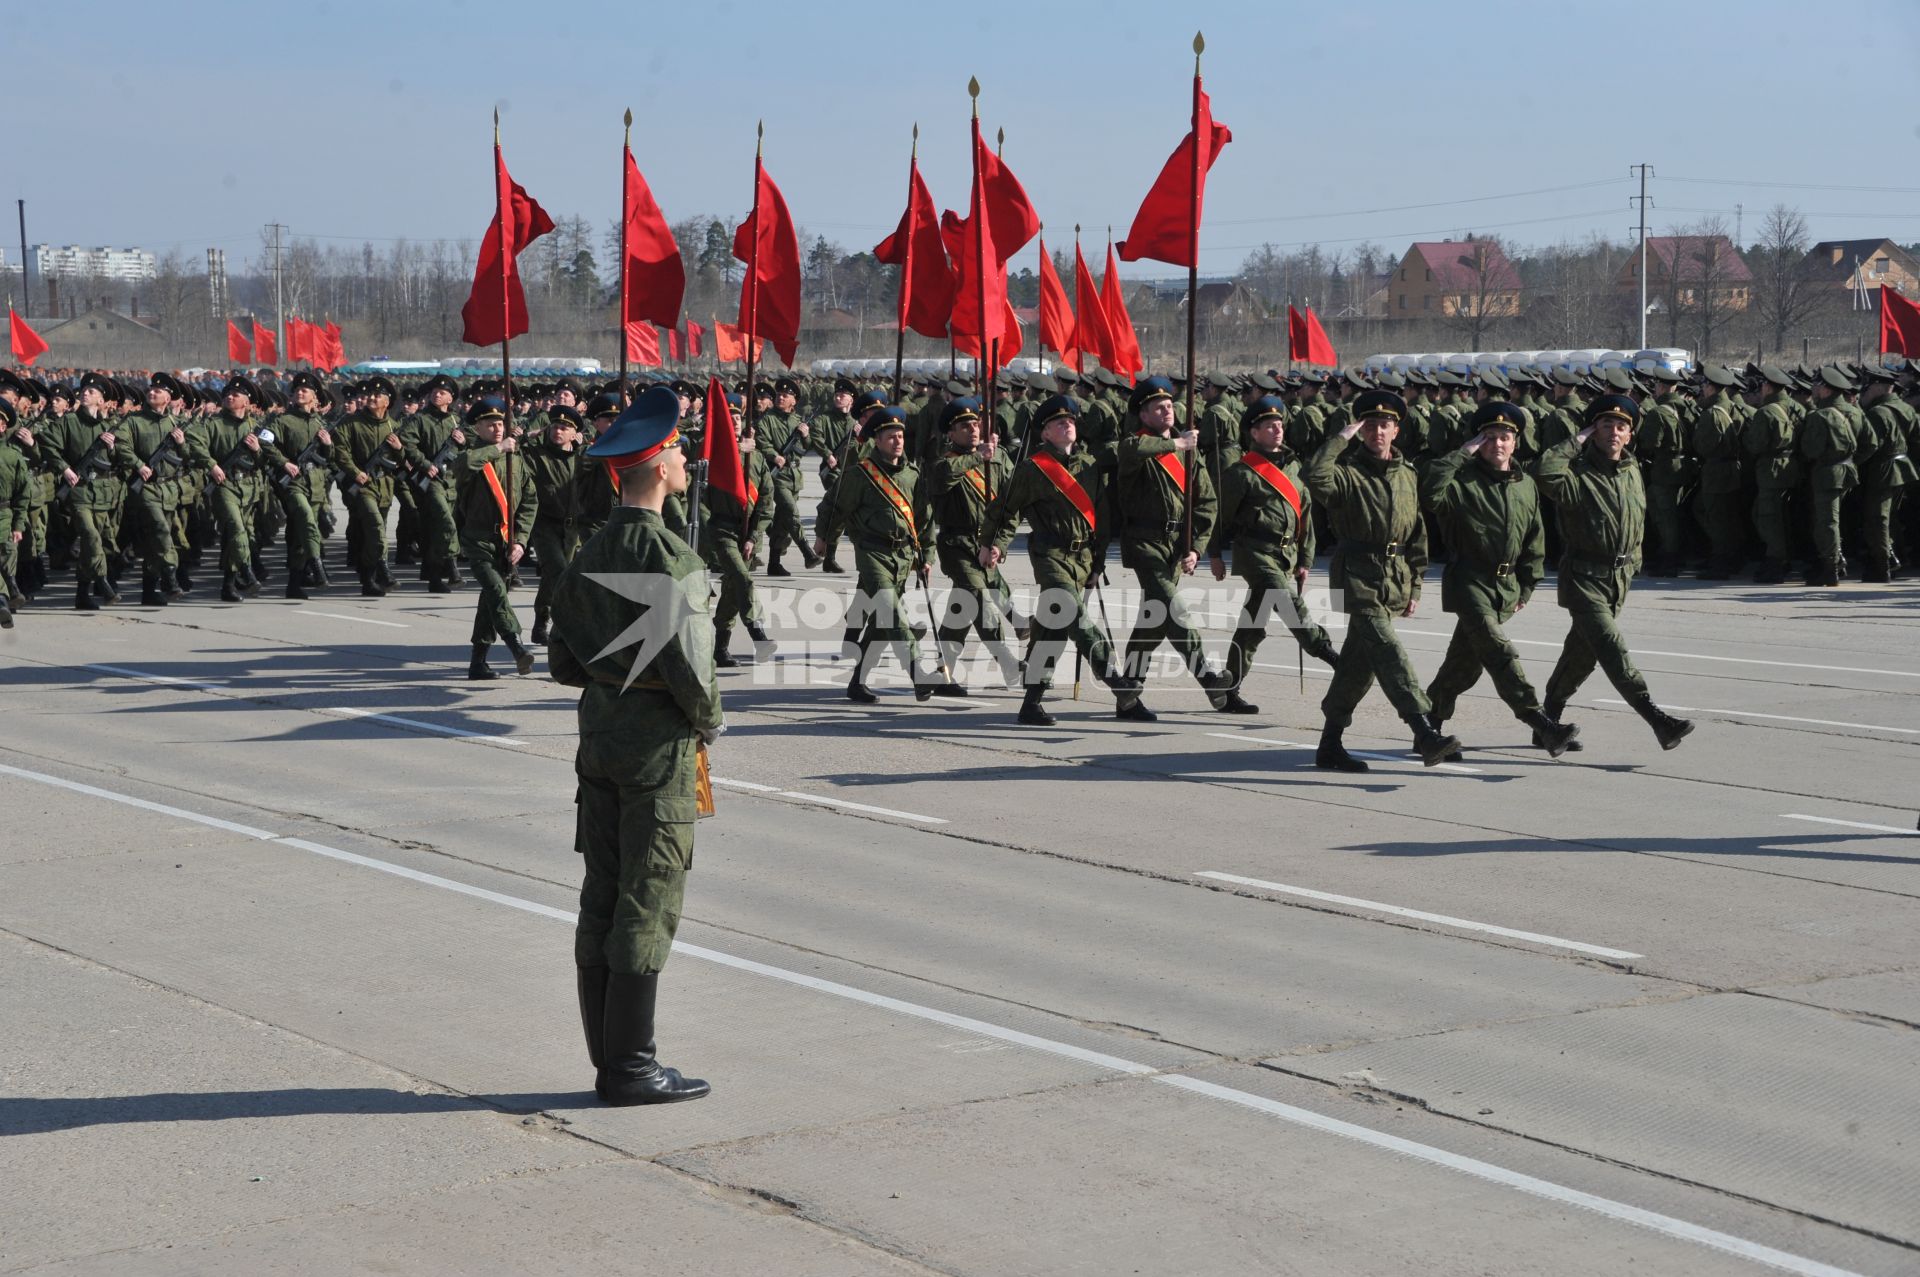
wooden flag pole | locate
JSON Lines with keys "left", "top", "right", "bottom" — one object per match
{"left": 969, "top": 78, "right": 993, "bottom": 451}
{"left": 494, "top": 109, "right": 515, "bottom": 440}
{"left": 1180, "top": 32, "right": 1204, "bottom": 559}
{"left": 892, "top": 123, "right": 916, "bottom": 405}
{"left": 744, "top": 121, "right": 764, "bottom": 443}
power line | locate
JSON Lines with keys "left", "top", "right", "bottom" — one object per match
{"left": 1663, "top": 175, "right": 1920, "bottom": 195}
{"left": 1204, "top": 206, "right": 1624, "bottom": 255}
{"left": 1206, "top": 178, "right": 1622, "bottom": 227}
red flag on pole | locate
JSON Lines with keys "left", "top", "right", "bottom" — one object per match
{"left": 285, "top": 316, "right": 311, "bottom": 365}
{"left": 621, "top": 148, "right": 685, "bottom": 329}
{"left": 731, "top": 160, "right": 802, "bottom": 367}
{"left": 321, "top": 320, "right": 346, "bottom": 371}
{"left": 945, "top": 115, "right": 1033, "bottom": 369}
{"left": 624, "top": 321, "right": 662, "bottom": 367}
{"left": 698, "top": 375, "right": 751, "bottom": 510}
{"left": 713, "top": 321, "right": 762, "bottom": 364}
{"left": 684, "top": 320, "right": 705, "bottom": 359}
{"left": 1288, "top": 305, "right": 1338, "bottom": 367}
{"left": 1036, "top": 237, "right": 1079, "bottom": 372}
{"left": 1117, "top": 80, "right": 1232, "bottom": 267}
{"left": 253, "top": 318, "right": 278, "bottom": 365}
{"left": 874, "top": 156, "right": 957, "bottom": 341}
{"left": 460, "top": 139, "right": 555, "bottom": 347}
{"left": 227, "top": 319, "right": 253, "bottom": 365}
{"left": 1098, "top": 243, "right": 1142, "bottom": 379}
{"left": 667, "top": 328, "right": 683, "bottom": 362}
{"left": 1880, "top": 287, "right": 1920, "bottom": 357}
{"left": 8, "top": 307, "right": 49, "bottom": 366}
{"left": 1072, "top": 240, "right": 1114, "bottom": 372}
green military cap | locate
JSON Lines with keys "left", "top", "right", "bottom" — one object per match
{"left": 1033, "top": 393, "right": 1080, "bottom": 426}
{"left": 1476, "top": 370, "right": 1511, "bottom": 393}
{"left": 939, "top": 396, "right": 983, "bottom": 429}
{"left": 1818, "top": 365, "right": 1857, "bottom": 392}
{"left": 1374, "top": 370, "right": 1407, "bottom": 389}
{"left": 1345, "top": 368, "right": 1374, "bottom": 390}
{"left": 464, "top": 396, "right": 507, "bottom": 425}
{"left": 1702, "top": 364, "right": 1738, "bottom": 387}
{"left": 1759, "top": 364, "right": 1795, "bottom": 388}
{"left": 583, "top": 391, "right": 624, "bottom": 420}
{"left": 1434, "top": 370, "right": 1469, "bottom": 388}
{"left": 1127, "top": 375, "right": 1176, "bottom": 413}
{"left": 1549, "top": 368, "right": 1582, "bottom": 387}
{"left": 854, "top": 388, "right": 891, "bottom": 414}
{"left": 1026, "top": 372, "right": 1059, "bottom": 393}
{"left": 944, "top": 378, "right": 973, "bottom": 397}
{"left": 1206, "top": 370, "right": 1235, "bottom": 390}
{"left": 1642, "top": 365, "right": 1682, "bottom": 383}
{"left": 1352, "top": 389, "right": 1407, "bottom": 421}
{"left": 1251, "top": 373, "right": 1282, "bottom": 392}
{"left": 1598, "top": 367, "right": 1635, "bottom": 392}
{"left": 1861, "top": 364, "right": 1899, "bottom": 384}
{"left": 1586, "top": 393, "right": 1640, "bottom": 427}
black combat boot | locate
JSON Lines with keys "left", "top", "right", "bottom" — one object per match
{"left": 529, "top": 614, "right": 548, "bottom": 646}
{"left": 1197, "top": 667, "right": 1235, "bottom": 711}
{"left": 1101, "top": 670, "right": 1154, "bottom": 720}
{"left": 1314, "top": 724, "right": 1368, "bottom": 772}
{"left": 1862, "top": 558, "right": 1892, "bottom": 584}
{"left": 846, "top": 639, "right": 878, "bottom": 703}
{"left": 467, "top": 642, "right": 497, "bottom": 681}
{"left": 1753, "top": 558, "right": 1788, "bottom": 584}
{"left": 1806, "top": 559, "right": 1839, "bottom": 587}
{"left": 744, "top": 620, "right": 775, "bottom": 660}
{"left": 1521, "top": 709, "right": 1580, "bottom": 758}
{"left": 1532, "top": 699, "right": 1583, "bottom": 752}
{"left": 714, "top": 630, "right": 740, "bottom": 668}
{"left": 1628, "top": 693, "right": 1694, "bottom": 750}
{"left": 1305, "top": 635, "right": 1342, "bottom": 668}
{"left": 800, "top": 544, "right": 822, "bottom": 570}
{"left": 767, "top": 557, "right": 792, "bottom": 578}
{"left": 249, "top": 550, "right": 271, "bottom": 584}
{"left": 358, "top": 568, "right": 385, "bottom": 597}
{"left": 1017, "top": 687, "right": 1056, "bottom": 726}
{"left": 374, "top": 560, "right": 394, "bottom": 589}
{"left": 428, "top": 566, "right": 453, "bottom": 594}
{"left": 577, "top": 965, "right": 610, "bottom": 1092}
{"left": 139, "top": 574, "right": 167, "bottom": 607}
{"left": 599, "top": 972, "right": 709, "bottom": 1106}
{"left": 503, "top": 633, "right": 535, "bottom": 676}
{"left": 284, "top": 565, "right": 310, "bottom": 600}
{"left": 221, "top": 572, "right": 243, "bottom": 603}
{"left": 821, "top": 555, "right": 845, "bottom": 573}
{"left": 0, "top": 593, "right": 12, "bottom": 629}
{"left": 1407, "top": 713, "right": 1462, "bottom": 767}
{"left": 74, "top": 577, "right": 101, "bottom": 611}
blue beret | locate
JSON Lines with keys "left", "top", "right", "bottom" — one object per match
{"left": 586, "top": 385, "right": 683, "bottom": 460}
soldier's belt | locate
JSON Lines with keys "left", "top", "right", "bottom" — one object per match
{"left": 1126, "top": 520, "right": 1182, "bottom": 540}
{"left": 855, "top": 535, "right": 915, "bottom": 551}
{"left": 1031, "top": 533, "right": 1090, "bottom": 554}
{"left": 1567, "top": 553, "right": 1632, "bottom": 572}
{"left": 1344, "top": 539, "right": 1404, "bottom": 558}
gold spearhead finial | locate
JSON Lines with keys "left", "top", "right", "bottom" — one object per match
{"left": 756, "top": 119, "right": 764, "bottom": 157}
{"left": 997, "top": 126, "right": 1005, "bottom": 157}
{"left": 1194, "top": 31, "right": 1205, "bottom": 54}
{"left": 968, "top": 76, "right": 980, "bottom": 118}
{"left": 492, "top": 107, "right": 500, "bottom": 144}
{"left": 911, "top": 122, "right": 919, "bottom": 160}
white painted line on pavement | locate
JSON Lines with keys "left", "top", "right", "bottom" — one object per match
{"left": 1781, "top": 814, "right": 1918, "bottom": 836}
{"left": 306, "top": 611, "right": 410, "bottom": 628}
{"left": 776, "top": 790, "right": 948, "bottom": 824}
{"left": 1204, "top": 731, "right": 1484, "bottom": 775}
{"left": 0, "top": 764, "right": 278, "bottom": 840}
{"left": 322, "top": 706, "right": 526, "bottom": 747}
{"left": 713, "top": 777, "right": 782, "bottom": 792}
{"left": 86, "top": 663, "right": 226, "bottom": 692}
{"left": 1594, "top": 698, "right": 1918, "bottom": 736}
{"left": 1194, "top": 870, "right": 1644, "bottom": 961}
{"left": 0, "top": 760, "right": 1855, "bottom": 1277}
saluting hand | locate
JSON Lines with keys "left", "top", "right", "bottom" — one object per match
{"left": 1461, "top": 432, "right": 1486, "bottom": 456}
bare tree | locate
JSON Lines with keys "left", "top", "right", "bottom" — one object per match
{"left": 1441, "top": 235, "right": 1518, "bottom": 353}
{"left": 1748, "top": 204, "right": 1828, "bottom": 352}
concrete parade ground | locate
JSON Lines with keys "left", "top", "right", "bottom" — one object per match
{"left": 2, "top": 476, "right": 1917, "bottom": 1277}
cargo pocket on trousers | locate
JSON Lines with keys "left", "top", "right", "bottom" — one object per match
{"left": 646, "top": 795, "right": 699, "bottom": 872}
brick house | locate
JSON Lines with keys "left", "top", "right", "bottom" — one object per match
{"left": 1388, "top": 239, "right": 1522, "bottom": 318}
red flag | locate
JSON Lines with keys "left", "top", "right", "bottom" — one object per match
{"left": 732, "top": 161, "right": 801, "bottom": 367}
{"left": 1880, "top": 287, "right": 1920, "bottom": 357}
{"left": 322, "top": 320, "right": 346, "bottom": 371}
{"left": 1117, "top": 79, "right": 1232, "bottom": 267}
{"left": 1036, "top": 237, "right": 1079, "bottom": 372}
{"left": 621, "top": 147, "right": 686, "bottom": 329}
{"left": 1072, "top": 241, "right": 1114, "bottom": 372}
{"left": 8, "top": 307, "right": 48, "bottom": 366}
{"left": 713, "top": 321, "right": 763, "bottom": 364}
{"left": 1288, "top": 305, "right": 1338, "bottom": 367}
{"left": 460, "top": 139, "right": 556, "bottom": 347}
{"left": 253, "top": 318, "right": 278, "bottom": 365}
{"left": 874, "top": 157, "right": 957, "bottom": 341}
{"left": 227, "top": 319, "right": 253, "bottom": 365}
{"left": 684, "top": 320, "right": 705, "bottom": 359}
{"left": 945, "top": 118, "right": 1026, "bottom": 368}
{"left": 625, "top": 321, "right": 662, "bottom": 367}
{"left": 285, "top": 317, "right": 312, "bottom": 365}
{"left": 1099, "top": 244, "right": 1142, "bottom": 379}
{"left": 668, "top": 328, "right": 683, "bottom": 362}
{"left": 698, "top": 375, "right": 751, "bottom": 511}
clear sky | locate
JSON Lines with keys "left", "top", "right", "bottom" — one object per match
{"left": 8, "top": 0, "right": 1918, "bottom": 279}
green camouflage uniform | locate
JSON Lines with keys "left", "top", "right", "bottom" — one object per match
{"left": 451, "top": 443, "right": 538, "bottom": 645}
{"left": 925, "top": 442, "right": 1018, "bottom": 672}
{"left": 1537, "top": 436, "right": 1650, "bottom": 712}
{"left": 817, "top": 450, "right": 928, "bottom": 683}
{"left": 1206, "top": 447, "right": 1330, "bottom": 693}
{"left": 982, "top": 443, "right": 1117, "bottom": 691}
{"left": 1116, "top": 431, "right": 1218, "bottom": 686}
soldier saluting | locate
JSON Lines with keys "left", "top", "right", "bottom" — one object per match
{"left": 549, "top": 385, "right": 718, "bottom": 1106}
{"left": 1306, "top": 389, "right": 1461, "bottom": 771}
{"left": 1207, "top": 395, "right": 1340, "bottom": 714}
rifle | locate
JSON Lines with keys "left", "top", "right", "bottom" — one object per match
{"left": 685, "top": 458, "right": 708, "bottom": 549}
{"left": 128, "top": 432, "right": 186, "bottom": 498}
{"left": 56, "top": 435, "right": 114, "bottom": 509}
{"left": 412, "top": 434, "right": 460, "bottom": 495}
{"left": 337, "top": 447, "right": 401, "bottom": 501}
{"left": 272, "top": 436, "right": 332, "bottom": 496}
{"left": 202, "top": 426, "right": 260, "bottom": 498}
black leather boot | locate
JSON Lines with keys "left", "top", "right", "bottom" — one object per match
{"left": 163, "top": 566, "right": 186, "bottom": 599}
{"left": 358, "top": 568, "right": 386, "bottom": 597}
{"left": 0, "top": 594, "right": 12, "bottom": 629}
{"left": 284, "top": 565, "right": 310, "bottom": 600}
{"left": 503, "top": 633, "right": 535, "bottom": 676}
{"left": 1521, "top": 709, "right": 1580, "bottom": 758}
{"left": 529, "top": 615, "right": 548, "bottom": 646}
{"left": 75, "top": 577, "right": 101, "bottom": 611}
{"left": 1629, "top": 693, "right": 1694, "bottom": 750}
{"left": 714, "top": 627, "right": 741, "bottom": 668}
{"left": 744, "top": 620, "right": 775, "bottom": 660}
{"left": 1532, "top": 699, "right": 1583, "bottom": 752}
{"left": 139, "top": 573, "right": 167, "bottom": 607}
{"left": 467, "top": 642, "right": 497, "bottom": 681}
{"left": 1306, "top": 636, "right": 1342, "bottom": 668}
{"left": 1314, "top": 725, "right": 1368, "bottom": 772}
{"left": 577, "top": 965, "right": 610, "bottom": 1089}
{"left": 1017, "top": 686, "right": 1056, "bottom": 726}
{"left": 1197, "top": 667, "right": 1234, "bottom": 711}
{"left": 221, "top": 572, "right": 243, "bottom": 603}
{"left": 599, "top": 972, "right": 710, "bottom": 1105}
{"left": 250, "top": 551, "right": 271, "bottom": 584}
{"left": 1407, "top": 714, "right": 1462, "bottom": 767}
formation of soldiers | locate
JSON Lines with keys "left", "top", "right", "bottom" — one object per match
{"left": 2, "top": 356, "right": 1912, "bottom": 758}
